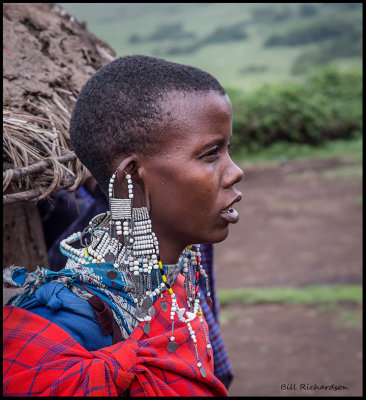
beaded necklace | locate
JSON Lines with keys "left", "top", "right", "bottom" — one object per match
{"left": 59, "top": 220, "right": 213, "bottom": 376}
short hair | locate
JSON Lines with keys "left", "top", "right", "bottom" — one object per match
{"left": 70, "top": 55, "right": 226, "bottom": 194}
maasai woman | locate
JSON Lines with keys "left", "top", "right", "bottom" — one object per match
{"left": 3, "top": 55, "right": 243, "bottom": 396}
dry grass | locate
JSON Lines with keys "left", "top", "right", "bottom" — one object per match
{"left": 3, "top": 89, "right": 90, "bottom": 204}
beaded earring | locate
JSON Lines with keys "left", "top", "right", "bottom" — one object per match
{"left": 108, "top": 169, "right": 161, "bottom": 334}
{"left": 59, "top": 168, "right": 213, "bottom": 376}
{"left": 105, "top": 170, "right": 132, "bottom": 263}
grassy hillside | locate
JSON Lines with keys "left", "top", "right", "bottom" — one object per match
{"left": 58, "top": 3, "right": 362, "bottom": 91}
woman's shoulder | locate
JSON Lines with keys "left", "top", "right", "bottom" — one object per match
{"left": 10, "top": 281, "right": 114, "bottom": 351}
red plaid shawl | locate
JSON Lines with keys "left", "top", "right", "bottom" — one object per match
{"left": 3, "top": 274, "right": 227, "bottom": 397}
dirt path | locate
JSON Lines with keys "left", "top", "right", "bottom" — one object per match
{"left": 214, "top": 157, "right": 362, "bottom": 396}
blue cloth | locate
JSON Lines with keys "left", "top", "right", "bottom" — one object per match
{"left": 18, "top": 281, "right": 113, "bottom": 351}
{"left": 4, "top": 263, "right": 136, "bottom": 340}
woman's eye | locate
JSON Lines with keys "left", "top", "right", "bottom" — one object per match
{"left": 228, "top": 143, "right": 233, "bottom": 154}
{"left": 202, "top": 147, "right": 219, "bottom": 160}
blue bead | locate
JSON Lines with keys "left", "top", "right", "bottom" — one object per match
{"left": 138, "top": 258, "right": 143, "bottom": 263}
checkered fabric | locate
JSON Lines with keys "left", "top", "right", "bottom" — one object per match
{"left": 3, "top": 274, "right": 227, "bottom": 397}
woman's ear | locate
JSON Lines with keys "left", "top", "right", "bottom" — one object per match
{"left": 136, "top": 164, "right": 151, "bottom": 213}
{"left": 112, "top": 155, "right": 148, "bottom": 210}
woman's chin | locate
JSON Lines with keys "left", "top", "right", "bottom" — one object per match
{"left": 196, "top": 226, "right": 230, "bottom": 245}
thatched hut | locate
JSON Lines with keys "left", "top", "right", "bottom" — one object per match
{"left": 3, "top": 3, "right": 116, "bottom": 269}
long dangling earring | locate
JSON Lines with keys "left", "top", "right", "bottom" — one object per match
{"left": 108, "top": 168, "right": 161, "bottom": 333}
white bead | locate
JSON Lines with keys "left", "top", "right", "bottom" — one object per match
{"left": 207, "top": 344, "right": 211, "bottom": 349}
{"left": 134, "top": 271, "right": 139, "bottom": 275}
{"left": 197, "top": 362, "right": 202, "bottom": 367}
{"left": 170, "top": 336, "right": 175, "bottom": 341}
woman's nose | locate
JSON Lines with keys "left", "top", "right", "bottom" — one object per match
{"left": 222, "top": 158, "right": 244, "bottom": 188}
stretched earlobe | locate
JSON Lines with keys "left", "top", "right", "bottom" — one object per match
{"left": 112, "top": 156, "right": 147, "bottom": 209}
{"left": 134, "top": 164, "right": 151, "bottom": 213}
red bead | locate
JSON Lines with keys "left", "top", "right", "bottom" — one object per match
{"left": 195, "top": 286, "right": 199, "bottom": 293}
{"left": 197, "top": 256, "right": 200, "bottom": 263}
{"left": 196, "top": 271, "right": 200, "bottom": 279}
{"left": 206, "top": 296, "right": 213, "bottom": 307}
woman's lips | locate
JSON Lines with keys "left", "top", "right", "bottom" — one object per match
{"left": 220, "top": 207, "right": 239, "bottom": 223}
{"left": 220, "top": 193, "right": 242, "bottom": 223}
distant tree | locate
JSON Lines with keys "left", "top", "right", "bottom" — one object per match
{"left": 299, "top": 4, "right": 318, "bottom": 17}
{"left": 322, "top": 3, "right": 362, "bottom": 10}
{"left": 264, "top": 16, "right": 360, "bottom": 47}
{"left": 148, "top": 23, "right": 196, "bottom": 41}
{"left": 250, "top": 6, "right": 293, "bottom": 23}
{"left": 201, "top": 22, "right": 248, "bottom": 44}
{"left": 128, "top": 34, "right": 142, "bottom": 44}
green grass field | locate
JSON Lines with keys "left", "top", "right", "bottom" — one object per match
{"left": 217, "top": 284, "right": 362, "bottom": 306}
{"left": 59, "top": 3, "right": 362, "bottom": 91}
{"left": 58, "top": 3, "right": 362, "bottom": 164}
{"left": 232, "top": 137, "right": 363, "bottom": 165}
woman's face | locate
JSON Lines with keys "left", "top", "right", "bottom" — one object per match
{"left": 139, "top": 91, "right": 244, "bottom": 256}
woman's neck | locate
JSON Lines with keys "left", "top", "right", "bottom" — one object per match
{"left": 157, "top": 239, "right": 186, "bottom": 265}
